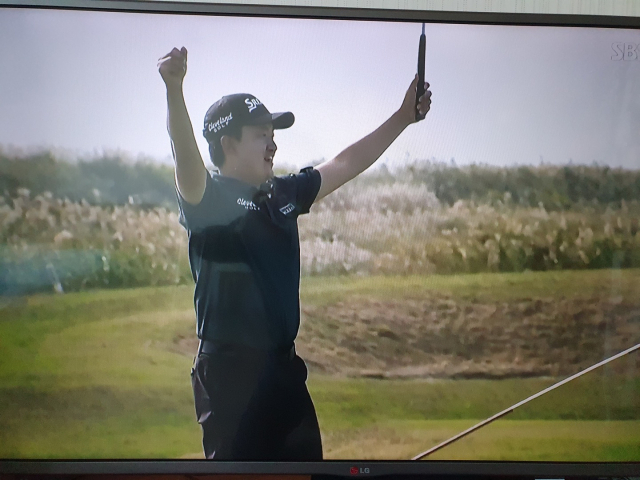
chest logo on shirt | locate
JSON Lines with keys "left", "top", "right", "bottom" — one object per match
{"left": 237, "top": 197, "right": 259, "bottom": 211}
{"left": 279, "top": 203, "right": 295, "bottom": 215}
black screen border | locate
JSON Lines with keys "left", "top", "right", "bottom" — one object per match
{"left": 2, "top": 459, "right": 640, "bottom": 476}
{"left": 2, "top": 0, "right": 640, "bottom": 28}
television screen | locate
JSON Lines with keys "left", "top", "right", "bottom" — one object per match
{"left": 0, "top": 1, "right": 639, "bottom": 477}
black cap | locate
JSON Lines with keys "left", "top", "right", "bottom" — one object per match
{"left": 203, "top": 93, "right": 295, "bottom": 143}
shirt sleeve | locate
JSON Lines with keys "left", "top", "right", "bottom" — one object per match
{"left": 294, "top": 166, "right": 322, "bottom": 215}
{"left": 176, "top": 171, "right": 220, "bottom": 232}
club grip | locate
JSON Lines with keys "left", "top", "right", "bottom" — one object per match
{"left": 415, "top": 33, "right": 426, "bottom": 121}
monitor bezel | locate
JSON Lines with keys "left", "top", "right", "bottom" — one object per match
{"left": 1, "top": 0, "right": 640, "bottom": 28}
{"left": 0, "top": 0, "right": 639, "bottom": 476}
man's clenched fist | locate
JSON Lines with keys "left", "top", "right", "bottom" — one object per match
{"left": 158, "top": 47, "right": 187, "bottom": 89}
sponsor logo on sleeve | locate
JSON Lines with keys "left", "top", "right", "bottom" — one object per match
{"left": 279, "top": 203, "right": 295, "bottom": 215}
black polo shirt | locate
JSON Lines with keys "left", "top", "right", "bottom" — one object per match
{"left": 177, "top": 167, "right": 321, "bottom": 350}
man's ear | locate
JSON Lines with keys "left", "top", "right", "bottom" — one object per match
{"left": 220, "top": 134, "right": 235, "bottom": 157}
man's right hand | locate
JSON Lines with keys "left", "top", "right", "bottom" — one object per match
{"left": 158, "top": 47, "right": 187, "bottom": 89}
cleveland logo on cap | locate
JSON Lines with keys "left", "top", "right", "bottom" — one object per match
{"left": 206, "top": 113, "right": 233, "bottom": 134}
{"left": 203, "top": 93, "right": 294, "bottom": 142}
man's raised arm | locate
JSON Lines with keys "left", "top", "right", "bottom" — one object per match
{"left": 158, "top": 47, "right": 207, "bottom": 205}
{"left": 315, "top": 75, "right": 432, "bottom": 201}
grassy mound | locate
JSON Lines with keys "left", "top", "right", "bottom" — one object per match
{"left": 0, "top": 271, "right": 638, "bottom": 460}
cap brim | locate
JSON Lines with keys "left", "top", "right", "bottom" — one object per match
{"left": 247, "top": 111, "right": 295, "bottom": 130}
{"left": 271, "top": 112, "right": 295, "bottom": 129}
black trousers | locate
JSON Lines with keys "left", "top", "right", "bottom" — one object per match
{"left": 190, "top": 344, "right": 323, "bottom": 460}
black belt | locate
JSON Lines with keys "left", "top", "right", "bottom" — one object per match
{"left": 197, "top": 339, "right": 296, "bottom": 361}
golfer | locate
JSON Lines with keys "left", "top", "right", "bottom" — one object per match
{"left": 158, "top": 46, "right": 432, "bottom": 460}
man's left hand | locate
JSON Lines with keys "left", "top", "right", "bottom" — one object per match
{"left": 399, "top": 75, "right": 432, "bottom": 126}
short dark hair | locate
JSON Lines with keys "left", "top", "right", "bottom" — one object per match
{"left": 209, "top": 123, "right": 243, "bottom": 169}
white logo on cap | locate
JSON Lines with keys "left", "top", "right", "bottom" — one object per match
{"left": 207, "top": 113, "right": 233, "bottom": 134}
{"left": 245, "top": 97, "right": 262, "bottom": 113}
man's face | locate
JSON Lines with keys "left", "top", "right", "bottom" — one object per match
{"left": 229, "top": 123, "right": 277, "bottom": 186}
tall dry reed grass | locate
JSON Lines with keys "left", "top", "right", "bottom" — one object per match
{"left": 300, "top": 180, "right": 640, "bottom": 275}
{"left": 2, "top": 177, "right": 639, "bottom": 293}
{"left": 1, "top": 189, "right": 190, "bottom": 294}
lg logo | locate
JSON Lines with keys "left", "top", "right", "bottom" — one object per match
{"left": 350, "top": 466, "right": 371, "bottom": 475}
{"left": 611, "top": 42, "right": 640, "bottom": 61}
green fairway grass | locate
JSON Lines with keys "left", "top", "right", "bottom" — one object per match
{"left": 300, "top": 269, "right": 640, "bottom": 305}
{"left": 320, "top": 419, "right": 640, "bottom": 461}
{"left": 308, "top": 375, "right": 640, "bottom": 429}
{"left": 0, "top": 270, "right": 639, "bottom": 459}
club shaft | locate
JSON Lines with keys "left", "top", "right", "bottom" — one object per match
{"left": 415, "top": 24, "right": 426, "bottom": 121}
{"left": 412, "top": 343, "right": 640, "bottom": 460}
{"left": 412, "top": 409, "right": 514, "bottom": 460}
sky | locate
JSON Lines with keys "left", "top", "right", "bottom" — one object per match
{"left": 0, "top": 7, "right": 639, "bottom": 170}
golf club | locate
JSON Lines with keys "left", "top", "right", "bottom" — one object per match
{"left": 412, "top": 342, "right": 640, "bottom": 460}
{"left": 415, "top": 22, "right": 426, "bottom": 122}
